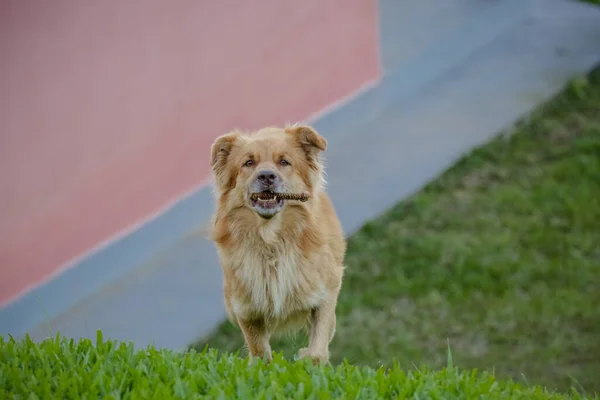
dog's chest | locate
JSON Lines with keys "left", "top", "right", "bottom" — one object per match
{"left": 232, "top": 244, "right": 322, "bottom": 318}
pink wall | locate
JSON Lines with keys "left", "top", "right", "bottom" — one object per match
{"left": 0, "top": 0, "right": 379, "bottom": 306}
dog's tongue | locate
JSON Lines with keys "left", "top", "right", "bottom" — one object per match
{"left": 257, "top": 198, "right": 278, "bottom": 208}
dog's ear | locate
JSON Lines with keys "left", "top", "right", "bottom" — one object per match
{"left": 285, "top": 125, "right": 327, "bottom": 154}
{"left": 210, "top": 131, "right": 241, "bottom": 191}
{"left": 286, "top": 125, "right": 327, "bottom": 190}
{"left": 210, "top": 131, "right": 240, "bottom": 171}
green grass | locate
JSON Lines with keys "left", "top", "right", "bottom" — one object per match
{"left": 0, "top": 332, "right": 595, "bottom": 399}
{"left": 194, "top": 66, "right": 600, "bottom": 395}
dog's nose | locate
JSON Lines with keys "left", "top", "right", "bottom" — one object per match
{"left": 257, "top": 170, "right": 279, "bottom": 186}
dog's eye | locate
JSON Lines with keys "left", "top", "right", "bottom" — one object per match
{"left": 243, "top": 159, "right": 254, "bottom": 167}
{"left": 280, "top": 159, "right": 290, "bottom": 166}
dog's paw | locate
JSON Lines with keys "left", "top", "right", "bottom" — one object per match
{"left": 248, "top": 352, "right": 272, "bottom": 365}
{"left": 297, "top": 348, "right": 329, "bottom": 365}
{"left": 297, "top": 347, "right": 310, "bottom": 359}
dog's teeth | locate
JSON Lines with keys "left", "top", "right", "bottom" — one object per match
{"left": 253, "top": 193, "right": 280, "bottom": 202}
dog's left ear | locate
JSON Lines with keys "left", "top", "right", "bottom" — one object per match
{"left": 285, "top": 125, "right": 327, "bottom": 154}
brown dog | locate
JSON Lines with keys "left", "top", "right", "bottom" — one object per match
{"left": 209, "top": 125, "right": 346, "bottom": 363}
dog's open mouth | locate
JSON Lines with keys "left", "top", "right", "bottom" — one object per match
{"left": 250, "top": 190, "right": 285, "bottom": 218}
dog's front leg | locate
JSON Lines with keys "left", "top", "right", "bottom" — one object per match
{"left": 238, "top": 317, "right": 272, "bottom": 363}
{"left": 298, "top": 297, "right": 337, "bottom": 364}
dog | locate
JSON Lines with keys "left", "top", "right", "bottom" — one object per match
{"left": 209, "top": 125, "right": 346, "bottom": 364}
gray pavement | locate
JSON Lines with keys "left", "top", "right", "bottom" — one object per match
{"left": 5, "top": 0, "right": 600, "bottom": 350}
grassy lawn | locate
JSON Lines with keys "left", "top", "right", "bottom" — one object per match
{"left": 194, "top": 66, "right": 600, "bottom": 394}
{"left": 2, "top": 333, "right": 589, "bottom": 399}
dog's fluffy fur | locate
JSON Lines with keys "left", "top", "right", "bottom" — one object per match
{"left": 209, "top": 125, "right": 345, "bottom": 363}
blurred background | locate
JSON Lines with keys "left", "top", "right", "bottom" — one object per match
{"left": 1, "top": 0, "right": 600, "bottom": 393}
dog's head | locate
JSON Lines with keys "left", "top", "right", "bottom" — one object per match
{"left": 210, "top": 125, "right": 327, "bottom": 219}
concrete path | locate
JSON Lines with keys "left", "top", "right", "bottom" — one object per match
{"left": 9, "top": 0, "right": 600, "bottom": 349}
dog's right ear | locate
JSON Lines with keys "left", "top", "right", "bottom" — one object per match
{"left": 210, "top": 131, "right": 240, "bottom": 172}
